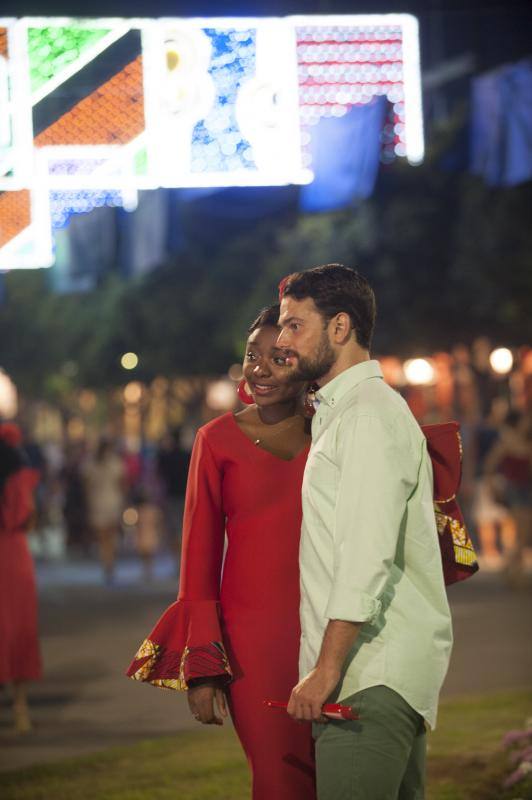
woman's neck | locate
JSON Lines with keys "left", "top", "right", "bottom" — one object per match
{"left": 256, "top": 398, "right": 299, "bottom": 425}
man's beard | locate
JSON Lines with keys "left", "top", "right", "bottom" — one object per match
{"left": 286, "top": 330, "right": 336, "bottom": 382}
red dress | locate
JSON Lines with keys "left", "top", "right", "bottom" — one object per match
{"left": 0, "top": 467, "right": 42, "bottom": 683}
{"left": 128, "top": 413, "right": 316, "bottom": 799}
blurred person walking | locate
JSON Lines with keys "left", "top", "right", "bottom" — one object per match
{"left": 0, "top": 423, "right": 42, "bottom": 734}
{"left": 472, "top": 477, "right": 517, "bottom": 569}
{"left": 62, "top": 442, "right": 90, "bottom": 555}
{"left": 132, "top": 483, "right": 162, "bottom": 583}
{"left": 83, "top": 439, "right": 126, "bottom": 585}
{"left": 128, "top": 305, "right": 316, "bottom": 800}
{"left": 472, "top": 401, "right": 517, "bottom": 570}
{"left": 156, "top": 428, "right": 189, "bottom": 560}
{"left": 484, "top": 410, "right": 532, "bottom": 584}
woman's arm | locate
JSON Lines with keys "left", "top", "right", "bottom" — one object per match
{"left": 127, "top": 428, "right": 231, "bottom": 718}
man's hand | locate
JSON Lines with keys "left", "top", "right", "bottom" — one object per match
{"left": 288, "top": 619, "right": 361, "bottom": 723}
{"left": 287, "top": 666, "right": 340, "bottom": 722}
{"left": 187, "top": 681, "right": 228, "bottom": 725}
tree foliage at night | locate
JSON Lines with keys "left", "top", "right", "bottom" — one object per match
{"left": 1, "top": 157, "right": 531, "bottom": 397}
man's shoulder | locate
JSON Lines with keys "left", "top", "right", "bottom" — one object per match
{"left": 344, "top": 376, "right": 405, "bottom": 418}
{"left": 340, "top": 380, "right": 423, "bottom": 440}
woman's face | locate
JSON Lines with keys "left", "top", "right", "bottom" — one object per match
{"left": 243, "top": 325, "right": 305, "bottom": 407}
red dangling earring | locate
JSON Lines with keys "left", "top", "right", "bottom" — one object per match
{"left": 303, "top": 383, "right": 319, "bottom": 418}
{"left": 237, "top": 379, "right": 255, "bottom": 405}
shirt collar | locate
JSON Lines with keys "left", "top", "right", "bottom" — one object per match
{"left": 315, "top": 360, "right": 384, "bottom": 408}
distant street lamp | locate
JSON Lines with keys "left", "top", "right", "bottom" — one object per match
{"left": 121, "top": 352, "right": 139, "bottom": 370}
{"left": 403, "top": 358, "right": 435, "bottom": 386}
{"left": 489, "top": 347, "right": 513, "bottom": 375}
{"left": 206, "top": 379, "right": 237, "bottom": 411}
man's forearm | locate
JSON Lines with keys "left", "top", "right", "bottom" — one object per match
{"left": 316, "top": 619, "right": 362, "bottom": 675}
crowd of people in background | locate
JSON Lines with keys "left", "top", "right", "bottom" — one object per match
{"left": 19, "top": 429, "right": 191, "bottom": 584}
{"left": 471, "top": 408, "right": 532, "bottom": 583}
{"left": 4, "top": 337, "right": 532, "bottom": 587}
{"left": 0, "top": 420, "right": 192, "bottom": 734}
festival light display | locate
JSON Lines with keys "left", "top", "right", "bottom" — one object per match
{"left": 294, "top": 15, "right": 423, "bottom": 166}
{"left": 0, "top": 14, "right": 423, "bottom": 270}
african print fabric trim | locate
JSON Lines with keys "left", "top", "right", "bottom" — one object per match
{"left": 182, "top": 642, "right": 232, "bottom": 686}
{"left": 127, "top": 639, "right": 231, "bottom": 691}
{"left": 435, "top": 506, "right": 477, "bottom": 567}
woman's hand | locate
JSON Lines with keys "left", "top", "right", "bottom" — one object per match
{"left": 187, "top": 680, "right": 228, "bottom": 726}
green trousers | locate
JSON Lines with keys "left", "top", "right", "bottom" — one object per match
{"left": 313, "top": 685, "right": 426, "bottom": 800}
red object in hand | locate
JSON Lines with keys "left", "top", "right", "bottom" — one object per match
{"left": 264, "top": 700, "right": 358, "bottom": 721}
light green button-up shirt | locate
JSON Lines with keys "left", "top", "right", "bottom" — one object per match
{"left": 299, "top": 360, "right": 453, "bottom": 729}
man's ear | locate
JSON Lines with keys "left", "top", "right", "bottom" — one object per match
{"left": 330, "top": 312, "right": 352, "bottom": 344}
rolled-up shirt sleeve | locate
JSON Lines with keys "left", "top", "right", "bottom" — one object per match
{"left": 325, "top": 413, "right": 416, "bottom": 625}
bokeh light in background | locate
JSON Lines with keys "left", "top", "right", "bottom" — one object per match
{"left": 489, "top": 347, "right": 513, "bottom": 375}
{"left": 0, "top": 370, "right": 18, "bottom": 418}
{"left": 206, "top": 379, "right": 237, "bottom": 411}
{"left": 123, "top": 381, "right": 143, "bottom": 404}
{"left": 121, "top": 352, "right": 139, "bottom": 370}
{"left": 403, "top": 358, "right": 435, "bottom": 386}
{"left": 122, "top": 507, "right": 139, "bottom": 526}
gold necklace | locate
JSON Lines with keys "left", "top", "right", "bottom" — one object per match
{"left": 253, "top": 415, "right": 303, "bottom": 446}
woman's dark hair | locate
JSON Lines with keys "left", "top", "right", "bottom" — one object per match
{"left": 248, "top": 303, "right": 280, "bottom": 335}
{"left": 281, "top": 264, "right": 376, "bottom": 350}
{"left": 0, "top": 439, "right": 24, "bottom": 495}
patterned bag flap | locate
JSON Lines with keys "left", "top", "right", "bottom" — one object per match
{"left": 422, "top": 422, "right": 479, "bottom": 586}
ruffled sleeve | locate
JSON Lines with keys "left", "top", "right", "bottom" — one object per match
{"left": 127, "top": 427, "right": 232, "bottom": 690}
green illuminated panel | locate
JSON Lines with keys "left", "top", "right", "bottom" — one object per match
{"left": 28, "top": 26, "right": 111, "bottom": 92}
{"left": 134, "top": 147, "right": 147, "bottom": 176}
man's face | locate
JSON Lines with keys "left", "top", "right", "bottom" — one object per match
{"left": 277, "top": 296, "right": 337, "bottom": 383}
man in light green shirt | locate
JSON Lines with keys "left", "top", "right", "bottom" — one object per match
{"left": 278, "top": 264, "right": 452, "bottom": 799}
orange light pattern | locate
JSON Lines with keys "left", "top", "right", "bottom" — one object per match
{"left": 0, "top": 28, "right": 8, "bottom": 58}
{"left": 35, "top": 56, "right": 145, "bottom": 147}
{"left": 0, "top": 190, "right": 31, "bottom": 247}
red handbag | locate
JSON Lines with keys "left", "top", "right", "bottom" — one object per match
{"left": 422, "top": 422, "right": 479, "bottom": 586}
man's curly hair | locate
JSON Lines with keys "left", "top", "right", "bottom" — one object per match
{"left": 279, "top": 264, "right": 376, "bottom": 350}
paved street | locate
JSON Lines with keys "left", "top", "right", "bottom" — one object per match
{"left": 1, "top": 557, "right": 531, "bottom": 773}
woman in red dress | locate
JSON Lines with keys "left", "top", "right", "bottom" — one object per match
{"left": 0, "top": 423, "right": 42, "bottom": 733}
{"left": 128, "top": 305, "right": 316, "bottom": 799}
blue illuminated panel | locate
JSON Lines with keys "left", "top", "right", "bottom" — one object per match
{"left": 191, "top": 28, "right": 257, "bottom": 173}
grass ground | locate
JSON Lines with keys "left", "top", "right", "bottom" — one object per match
{"left": 1, "top": 689, "right": 531, "bottom": 800}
